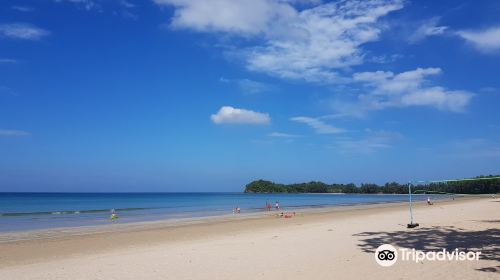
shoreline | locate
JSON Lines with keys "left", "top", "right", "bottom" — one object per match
{"left": 1, "top": 195, "right": 498, "bottom": 280}
{"left": 0, "top": 196, "right": 493, "bottom": 268}
{"left": 0, "top": 193, "right": 468, "bottom": 236}
{"left": 0, "top": 194, "right": 465, "bottom": 242}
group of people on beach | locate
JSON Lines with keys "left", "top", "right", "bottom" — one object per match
{"left": 267, "top": 201, "right": 295, "bottom": 218}
{"left": 266, "top": 201, "right": 280, "bottom": 211}
{"left": 233, "top": 201, "right": 281, "bottom": 214}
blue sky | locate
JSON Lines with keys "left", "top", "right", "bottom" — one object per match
{"left": 1, "top": 0, "right": 499, "bottom": 192}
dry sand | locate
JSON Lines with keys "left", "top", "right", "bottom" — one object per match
{"left": 0, "top": 197, "right": 498, "bottom": 279}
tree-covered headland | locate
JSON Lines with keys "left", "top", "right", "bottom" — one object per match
{"left": 244, "top": 175, "right": 500, "bottom": 194}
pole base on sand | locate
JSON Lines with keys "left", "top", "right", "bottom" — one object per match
{"left": 407, "top": 223, "right": 419, "bottom": 228}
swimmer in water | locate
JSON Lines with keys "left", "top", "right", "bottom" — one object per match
{"left": 110, "top": 209, "right": 118, "bottom": 220}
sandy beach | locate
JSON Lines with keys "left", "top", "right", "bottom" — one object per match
{"left": 0, "top": 196, "right": 498, "bottom": 280}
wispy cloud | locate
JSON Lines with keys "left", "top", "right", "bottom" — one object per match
{"left": 244, "top": 0, "right": 404, "bottom": 83}
{"left": 0, "top": 58, "right": 18, "bottom": 64}
{"left": 447, "top": 138, "right": 500, "bottom": 158}
{"left": 156, "top": 0, "right": 404, "bottom": 83}
{"left": 119, "top": 0, "right": 136, "bottom": 8}
{"left": 118, "top": 1, "right": 138, "bottom": 20}
{"left": 332, "top": 129, "right": 402, "bottom": 154}
{"left": 236, "top": 79, "right": 274, "bottom": 94}
{"left": 408, "top": 17, "right": 448, "bottom": 43}
{"left": 479, "top": 87, "right": 498, "bottom": 94}
{"left": 0, "top": 86, "right": 17, "bottom": 96}
{"left": 456, "top": 27, "right": 500, "bottom": 53}
{"left": 0, "top": 23, "right": 50, "bottom": 40}
{"left": 369, "top": 53, "right": 403, "bottom": 64}
{"left": 53, "top": 0, "right": 99, "bottom": 11}
{"left": 53, "top": 0, "right": 137, "bottom": 17}
{"left": 323, "top": 99, "right": 369, "bottom": 119}
{"left": 268, "top": 132, "right": 300, "bottom": 138}
{"left": 0, "top": 129, "right": 31, "bottom": 137}
{"left": 220, "top": 77, "right": 275, "bottom": 94}
{"left": 211, "top": 106, "right": 270, "bottom": 125}
{"left": 11, "top": 6, "right": 35, "bottom": 12}
{"left": 290, "top": 116, "right": 343, "bottom": 134}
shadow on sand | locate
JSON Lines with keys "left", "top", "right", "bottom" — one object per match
{"left": 354, "top": 224, "right": 500, "bottom": 273}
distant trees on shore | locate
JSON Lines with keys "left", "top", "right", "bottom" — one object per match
{"left": 244, "top": 175, "right": 500, "bottom": 194}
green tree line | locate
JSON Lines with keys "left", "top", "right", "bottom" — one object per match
{"left": 244, "top": 175, "right": 500, "bottom": 194}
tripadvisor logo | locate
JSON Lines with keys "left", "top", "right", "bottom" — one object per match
{"left": 375, "top": 244, "right": 481, "bottom": 267}
{"left": 375, "top": 244, "right": 398, "bottom": 267}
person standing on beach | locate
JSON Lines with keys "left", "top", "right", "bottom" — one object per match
{"left": 266, "top": 201, "right": 272, "bottom": 211}
{"left": 275, "top": 201, "right": 280, "bottom": 210}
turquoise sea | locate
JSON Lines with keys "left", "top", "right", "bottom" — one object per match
{"left": 0, "top": 192, "right": 446, "bottom": 232}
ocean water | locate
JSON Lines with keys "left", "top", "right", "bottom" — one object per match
{"left": 0, "top": 193, "right": 446, "bottom": 232}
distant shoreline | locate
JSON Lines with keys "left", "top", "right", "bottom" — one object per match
{"left": 244, "top": 177, "right": 500, "bottom": 194}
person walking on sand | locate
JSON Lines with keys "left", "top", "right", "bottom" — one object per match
{"left": 275, "top": 201, "right": 280, "bottom": 210}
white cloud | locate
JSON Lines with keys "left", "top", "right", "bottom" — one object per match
{"left": 456, "top": 27, "right": 500, "bottom": 53}
{"left": 211, "top": 106, "right": 270, "bottom": 124}
{"left": 352, "top": 67, "right": 473, "bottom": 112}
{"left": 156, "top": 1, "right": 473, "bottom": 115}
{"left": 354, "top": 67, "right": 441, "bottom": 93}
{"left": 399, "top": 87, "right": 471, "bottom": 111}
{"left": 290, "top": 116, "right": 343, "bottom": 134}
{"left": 245, "top": 0, "right": 404, "bottom": 83}
{"left": 0, "top": 129, "right": 31, "bottom": 136}
{"left": 157, "top": 0, "right": 404, "bottom": 83}
{"left": 155, "top": 0, "right": 295, "bottom": 35}
{"left": 408, "top": 17, "right": 448, "bottom": 43}
{"left": 268, "top": 132, "right": 300, "bottom": 138}
{"left": 0, "top": 23, "right": 50, "bottom": 40}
